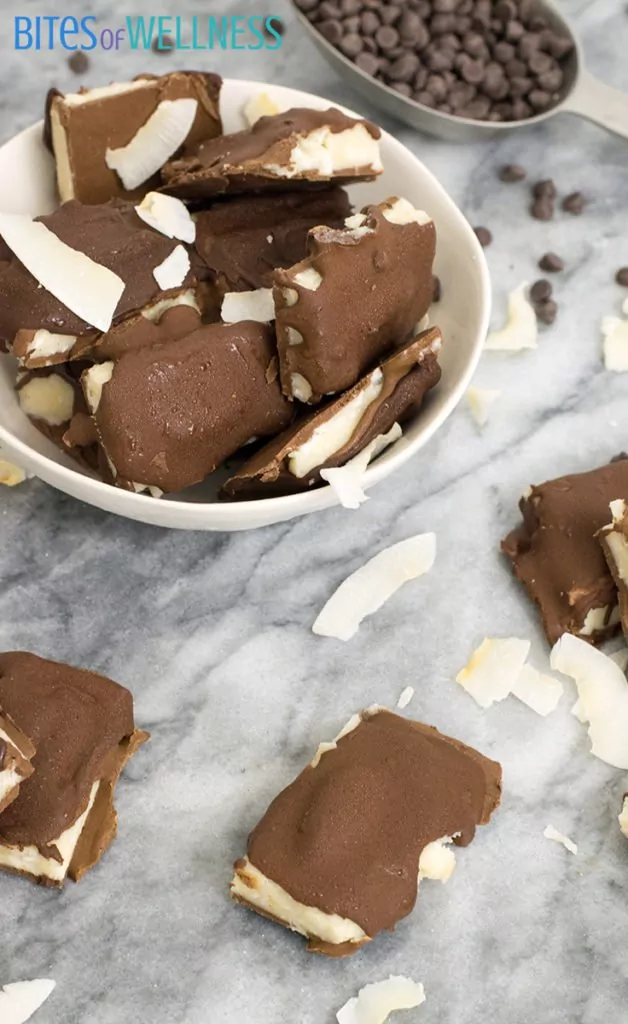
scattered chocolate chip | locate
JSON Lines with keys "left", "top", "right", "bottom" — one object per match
{"left": 530, "top": 278, "right": 552, "bottom": 302}
{"left": 340, "top": 32, "right": 364, "bottom": 56}
{"left": 531, "top": 196, "right": 554, "bottom": 220}
{"left": 355, "top": 51, "right": 382, "bottom": 75}
{"left": 432, "top": 275, "right": 442, "bottom": 302}
{"left": 611, "top": 452, "right": 628, "bottom": 463}
{"left": 616, "top": 268, "right": 628, "bottom": 287}
{"left": 562, "top": 191, "right": 585, "bottom": 215}
{"left": 535, "top": 299, "right": 557, "bottom": 325}
{"left": 499, "top": 162, "right": 526, "bottom": 182}
{"left": 473, "top": 226, "right": 492, "bottom": 247}
{"left": 532, "top": 178, "right": 556, "bottom": 199}
{"left": 151, "top": 34, "right": 174, "bottom": 52}
{"left": 539, "top": 252, "right": 564, "bottom": 272}
{"left": 67, "top": 50, "right": 89, "bottom": 73}
{"left": 319, "top": 18, "right": 343, "bottom": 43}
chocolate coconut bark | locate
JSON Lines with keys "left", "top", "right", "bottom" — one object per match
{"left": 598, "top": 498, "right": 628, "bottom": 640}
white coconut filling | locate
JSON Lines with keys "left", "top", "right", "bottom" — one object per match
{"left": 62, "top": 79, "right": 157, "bottom": 107}
{"left": 25, "top": 330, "right": 77, "bottom": 361}
{"left": 579, "top": 604, "right": 620, "bottom": 636}
{"left": 0, "top": 768, "right": 22, "bottom": 806}
{"left": 382, "top": 198, "right": 431, "bottom": 226}
{"left": 293, "top": 267, "right": 323, "bottom": 291}
{"left": 49, "top": 104, "right": 75, "bottom": 202}
{"left": 83, "top": 361, "right": 114, "bottom": 414}
{"left": 605, "top": 531, "right": 628, "bottom": 585}
{"left": 18, "top": 374, "right": 75, "bottom": 427}
{"left": 288, "top": 368, "right": 383, "bottom": 479}
{"left": 291, "top": 373, "right": 313, "bottom": 402}
{"left": 231, "top": 857, "right": 368, "bottom": 945}
{"left": 0, "top": 781, "right": 99, "bottom": 882}
{"left": 141, "top": 288, "right": 200, "bottom": 322}
{"left": 264, "top": 123, "right": 382, "bottom": 179}
{"left": 135, "top": 192, "right": 196, "bottom": 243}
{"left": 418, "top": 837, "right": 456, "bottom": 882}
{"left": 221, "top": 288, "right": 275, "bottom": 324}
{"left": 106, "top": 98, "right": 198, "bottom": 190}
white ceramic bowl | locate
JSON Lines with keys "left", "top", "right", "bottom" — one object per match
{"left": 0, "top": 79, "right": 490, "bottom": 531}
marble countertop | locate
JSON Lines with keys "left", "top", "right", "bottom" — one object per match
{"left": 3, "top": 1, "right": 628, "bottom": 1021}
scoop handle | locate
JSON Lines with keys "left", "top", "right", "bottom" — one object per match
{"left": 562, "top": 69, "right": 628, "bottom": 140}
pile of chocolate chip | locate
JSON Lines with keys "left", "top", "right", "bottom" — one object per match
{"left": 295, "top": 0, "right": 574, "bottom": 122}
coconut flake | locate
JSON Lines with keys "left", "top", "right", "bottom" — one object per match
{"left": 456, "top": 637, "right": 530, "bottom": 709}
{"left": 244, "top": 91, "right": 281, "bottom": 126}
{"left": 510, "top": 663, "right": 564, "bottom": 716}
{"left": 152, "top": 245, "right": 190, "bottom": 290}
{"left": 396, "top": 685, "right": 414, "bottom": 709}
{"left": 602, "top": 303, "right": 628, "bottom": 372}
{"left": 105, "top": 98, "right": 197, "bottom": 190}
{"left": 221, "top": 288, "right": 275, "bottom": 324}
{"left": 336, "top": 976, "right": 426, "bottom": 1024}
{"left": 619, "top": 796, "right": 628, "bottom": 838}
{"left": 135, "top": 192, "right": 195, "bottom": 243}
{"left": 543, "top": 825, "right": 578, "bottom": 855}
{"left": 320, "top": 424, "right": 402, "bottom": 510}
{"left": 0, "top": 456, "right": 30, "bottom": 487}
{"left": 313, "top": 533, "right": 436, "bottom": 642}
{"left": 485, "top": 283, "right": 537, "bottom": 351}
{"left": 0, "top": 979, "right": 56, "bottom": 1024}
{"left": 418, "top": 837, "right": 456, "bottom": 882}
{"left": 550, "top": 633, "right": 628, "bottom": 768}
{"left": 467, "top": 386, "right": 500, "bottom": 426}
{"left": 0, "top": 213, "right": 124, "bottom": 332}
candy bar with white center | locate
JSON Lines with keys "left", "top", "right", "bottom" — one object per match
{"left": 45, "top": 72, "right": 222, "bottom": 204}
{"left": 231, "top": 707, "right": 501, "bottom": 956}
{"left": 273, "top": 197, "right": 436, "bottom": 403}
{"left": 1, "top": 200, "right": 194, "bottom": 365}
{"left": 598, "top": 499, "right": 628, "bottom": 640}
{"left": 0, "top": 708, "right": 35, "bottom": 815}
{"left": 82, "top": 321, "right": 293, "bottom": 494}
{"left": 502, "top": 459, "right": 628, "bottom": 645}
{"left": 15, "top": 364, "right": 100, "bottom": 473}
{"left": 222, "top": 327, "right": 441, "bottom": 500}
{"left": 0, "top": 652, "right": 148, "bottom": 887}
{"left": 161, "top": 107, "right": 382, "bottom": 200}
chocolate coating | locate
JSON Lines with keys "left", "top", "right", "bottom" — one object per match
{"left": 223, "top": 326, "right": 442, "bottom": 500}
{"left": 0, "top": 709, "right": 35, "bottom": 815}
{"left": 0, "top": 652, "right": 140, "bottom": 855}
{"left": 243, "top": 709, "right": 501, "bottom": 945}
{"left": 194, "top": 189, "right": 351, "bottom": 293}
{"left": 502, "top": 459, "right": 628, "bottom": 645}
{"left": 161, "top": 107, "right": 381, "bottom": 199}
{"left": 90, "top": 321, "right": 293, "bottom": 493}
{"left": 274, "top": 198, "right": 436, "bottom": 402}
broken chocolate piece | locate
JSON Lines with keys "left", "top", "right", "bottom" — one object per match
{"left": 161, "top": 107, "right": 382, "bottom": 200}
{"left": 231, "top": 707, "right": 501, "bottom": 956}
{"left": 83, "top": 321, "right": 293, "bottom": 493}
{"left": 274, "top": 197, "right": 436, "bottom": 403}
{"left": 0, "top": 708, "right": 35, "bottom": 815}
{"left": 598, "top": 499, "right": 628, "bottom": 640}
{"left": 502, "top": 459, "right": 628, "bottom": 645}
{"left": 15, "top": 364, "right": 100, "bottom": 472}
{"left": 0, "top": 652, "right": 148, "bottom": 886}
{"left": 194, "top": 189, "right": 351, "bottom": 297}
{"left": 222, "top": 326, "right": 441, "bottom": 499}
{"left": 46, "top": 72, "right": 222, "bottom": 204}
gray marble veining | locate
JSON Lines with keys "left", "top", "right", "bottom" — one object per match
{"left": 2, "top": 1, "right": 628, "bottom": 1021}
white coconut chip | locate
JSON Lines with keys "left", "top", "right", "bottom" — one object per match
{"left": 456, "top": 637, "right": 530, "bottom": 709}
{"left": 467, "top": 386, "right": 501, "bottom": 426}
{"left": 244, "top": 91, "right": 282, "bottom": 126}
{"left": 152, "top": 245, "right": 190, "bottom": 291}
{"left": 543, "top": 825, "right": 578, "bottom": 856}
{"left": 619, "top": 796, "right": 628, "bottom": 839}
{"left": 396, "top": 685, "right": 414, "bottom": 709}
{"left": 135, "top": 192, "right": 196, "bottom": 243}
{"left": 0, "top": 458, "right": 30, "bottom": 487}
{"left": 550, "top": 633, "right": 628, "bottom": 768}
{"left": 313, "top": 533, "right": 436, "bottom": 642}
{"left": 602, "top": 299, "right": 628, "bottom": 371}
{"left": 221, "top": 288, "right": 275, "bottom": 324}
{"left": 510, "top": 663, "right": 564, "bottom": 716}
{"left": 320, "top": 424, "right": 402, "bottom": 510}
{"left": 484, "top": 283, "right": 538, "bottom": 351}
{"left": 105, "top": 98, "right": 198, "bottom": 190}
{"left": 0, "top": 213, "right": 124, "bottom": 332}
{"left": 0, "top": 979, "right": 56, "bottom": 1024}
{"left": 337, "top": 976, "right": 426, "bottom": 1024}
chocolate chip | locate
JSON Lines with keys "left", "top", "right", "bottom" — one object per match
{"left": 432, "top": 275, "right": 442, "bottom": 302}
{"left": 265, "top": 16, "right": 286, "bottom": 37}
{"left": 431, "top": 12, "right": 457, "bottom": 33}
{"left": 505, "top": 57, "right": 527, "bottom": 77}
{"left": 528, "top": 89, "right": 552, "bottom": 110}
{"left": 518, "top": 32, "right": 541, "bottom": 59}
{"left": 529, "top": 15, "right": 547, "bottom": 32}
{"left": 493, "top": 40, "right": 515, "bottom": 62}
{"left": 537, "top": 68, "right": 563, "bottom": 93}
{"left": 415, "top": 89, "right": 437, "bottom": 107}
{"left": 440, "top": 32, "right": 462, "bottom": 51}
{"left": 362, "top": 34, "right": 377, "bottom": 52}
{"left": 426, "top": 48, "right": 454, "bottom": 71}
{"left": 341, "top": 0, "right": 362, "bottom": 13}
{"left": 387, "top": 51, "right": 420, "bottom": 81}
{"left": 539, "top": 252, "right": 564, "bottom": 272}
{"left": 398, "top": 9, "right": 422, "bottom": 39}
{"left": 459, "top": 57, "right": 485, "bottom": 83}
{"left": 462, "top": 31, "right": 486, "bottom": 56}
{"left": 510, "top": 76, "right": 532, "bottom": 96}
{"left": 151, "top": 34, "right": 174, "bottom": 52}
{"left": 562, "top": 191, "right": 585, "bottom": 214}
{"left": 68, "top": 50, "right": 89, "bottom": 73}
{"left": 535, "top": 299, "right": 557, "bottom": 325}
{"left": 356, "top": 51, "right": 382, "bottom": 74}
{"left": 532, "top": 179, "right": 556, "bottom": 199}
{"left": 295, "top": 0, "right": 319, "bottom": 9}
{"left": 498, "top": 163, "right": 526, "bottom": 182}
{"left": 528, "top": 50, "right": 553, "bottom": 75}
{"left": 381, "top": 4, "right": 402, "bottom": 24}
{"left": 376, "top": 24, "right": 400, "bottom": 49}
{"left": 530, "top": 278, "right": 552, "bottom": 302}
{"left": 495, "top": 0, "right": 516, "bottom": 20}
{"left": 549, "top": 35, "right": 573, "bottom": 60}
{"left": 413, "top": 66, "right": 429, "bottom": 90}
{"left": 320, "top": 18, "right": 343, "bottom": 43}
{"left": 319, "top": 0, "right": 342, "bottom": 17}
{"left": 360, "top": 10, "right": 381, "bottom": 33}
{"left": 616, "top": 268, "right": 628, "bottom": 287}
{"left": 505, "top": 20, "right": 525, "bottom": 41}
{"left": 343, "top": 15, "right": 361, "bottom": 33}
{"left": 425, "top": 73, "right": 448, "bottom": 101}
{"left": 463, "top": 96, "right": 492, "bottom": 118}
{"left": 434, "top": 0, "right": 457, "bottom": 10}
{"left": 340, "top": 32, "right": 364, "bottom": 56}
{"left": 531, "top": 197, "right": 554, "bottom": 220}
{"left": 392, "top": 82, "right": 413, "bottom": 96}
{"left": 473, "top": 226, "right": 492, "bottom": 246}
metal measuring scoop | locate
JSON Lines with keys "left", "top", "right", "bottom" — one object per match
{"left": 294, "top": 0, "right": 628, "bottom": 143}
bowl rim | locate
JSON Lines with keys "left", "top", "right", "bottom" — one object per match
{"left": 0, "top": 77, "right": 491, "bottom": 524}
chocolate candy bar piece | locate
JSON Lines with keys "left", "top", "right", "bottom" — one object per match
{"left": 16, "top": 363, "right": 101, "bottom": 473}
{"left": 161, "top": 107, "right": 382, "bottom": 200}
{"left": 223, "top": 326, "right": 441, "bottom": 500}
{"left": 46, "top": 72, "right": 222, "bottom": 204}
{"left": 598, "top": 499, "right": 628, "bottom": 639}
{"left": 274, "top": 197, "right": 436, "bottom": 403}
{"left": 231, "top": 707, "right": 501, "bottom": 956}
{"left": 0, "top": 652, "right": 148, "bottom": 887}
{"left": 502, "top": 459, "right": 628, "bottom": 645}
{"left": 82, "top": 321, "right": 293, "bottom": 494}
{"left": 0, "top": 709, "right": 35, "bottom": 815}
{"left": 1, "top": 200, "right": 193, "bottom": 364}
{"left": 194, "top": 189, "right": 352, "bottom": 297}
